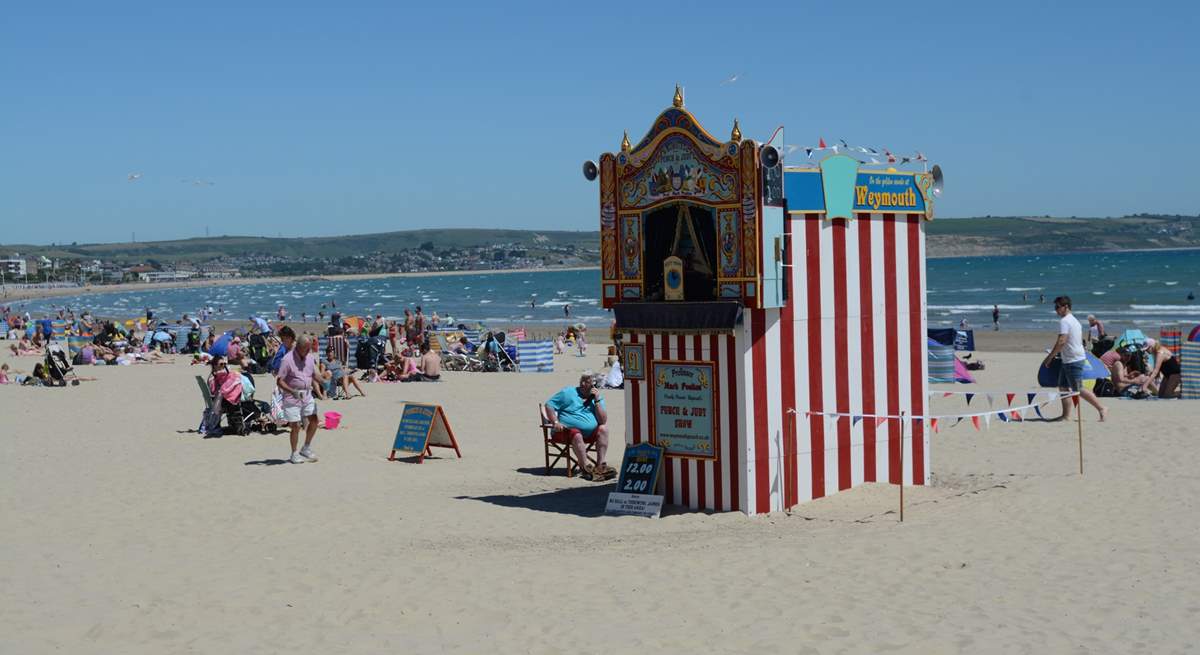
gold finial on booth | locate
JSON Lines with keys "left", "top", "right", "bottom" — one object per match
{"left": 673, "top": 84, "right": 684, "bottom": 108}
{"left": 621, "top": 131, "right": 631, "bottom": 153}
{"left": 730, "top": 118, "right": 742, "bottom": 142}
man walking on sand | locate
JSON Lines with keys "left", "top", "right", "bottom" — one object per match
{"left": 275, "top": 326, "right": 324, "bottom": 463}
{"left": 1043, "top": 296, "right": 1107, "bottom": 422}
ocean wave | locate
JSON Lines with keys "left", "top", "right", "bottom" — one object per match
{"left": 1005, "top": 287, "right": 1042, "bottom": 291}
{"left": 929, "top": 304, "right": 1033, "bottom": 310}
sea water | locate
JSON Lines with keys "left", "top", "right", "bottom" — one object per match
{"left": 11, "top": 249, "right": 1200, "bottom": 330}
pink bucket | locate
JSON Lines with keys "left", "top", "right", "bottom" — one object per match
{"left": 323, "top": 411, "right": 342, "bottom": 430}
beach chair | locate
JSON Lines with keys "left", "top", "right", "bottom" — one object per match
{"left": 195, "top": 375, "right": 215, "bottom": 410}
{"left": 539, "top": 403, "right": 597, "bottom": 477}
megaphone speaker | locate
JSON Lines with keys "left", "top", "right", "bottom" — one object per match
{"left": 931, "top": 164, "right": 944, "bottom": 197}
{"left": 761, "top": 145, "right": 779, "bottom": 169}
{"left": 582, "top": 160, "right": 598, "bottom": 181}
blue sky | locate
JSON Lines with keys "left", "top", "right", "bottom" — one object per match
{"left": 2, "top": 1, "right": 1196, "bottom": 245}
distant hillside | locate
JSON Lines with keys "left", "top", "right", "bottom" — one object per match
{"left": 1, "top": 229, "right": 600, "bottom": 263}
{"left": 925, "top": 214, "right": 1199, "bottom": 258}
{"left": 3, "top": 215, "right": 1197, "bottom": 264}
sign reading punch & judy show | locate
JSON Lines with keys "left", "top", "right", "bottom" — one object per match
{"left": 650, "top": 361, "right": 718, "bottom": 459}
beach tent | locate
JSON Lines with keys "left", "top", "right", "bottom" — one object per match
{"left": 954, "top": 358, "right": 976, "bottom": 384}
{"left": 1037, "top": 351, "right": 1109, "bottom": 388}
{"left": 517, "top": 340, "right": 554, "bottom": 372}
{"left": 1188, "top": 324, "right": 1200, "bottom": 342}
{"left": 927, "top": 341, "right": 956, "bottom": 383}
{"left": 1112, "top": 329, "right": 1148, "bottom": 352}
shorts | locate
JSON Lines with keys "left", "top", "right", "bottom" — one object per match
{"left": 281, "top": 398, "right": 318, "bottom": 424}
{"left": 1058, "top": 359, "right": 1085, "bottom": 391}
{"left": 1160, "top": 357, "right": 1181, "bottom": 377}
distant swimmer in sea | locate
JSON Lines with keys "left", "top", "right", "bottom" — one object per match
{"left": 1188, "top": 291, "right": 1196, "bottom": 301}
{"left": 1039, "top": 293, "right": 1045, "bottom": 304}
{"left": 992, "top": 304, "right": 1000, "bottom": 331}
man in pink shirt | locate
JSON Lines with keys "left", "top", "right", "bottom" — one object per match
{"left": 275, "top": 326, "right": 324, "bottom": 464}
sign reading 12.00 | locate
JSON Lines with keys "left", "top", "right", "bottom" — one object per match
{"left": 650, "top": 360, "right": 718, "bottom": 459}
{"left": 616, "top": 443, "right": 664, "bottom": 495}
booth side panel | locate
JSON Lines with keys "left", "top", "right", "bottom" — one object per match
{"left": 911, "top": 216, "right": 930, "bottom": 484}
{"left": 739, "top": 308, "right": 785, "bottom": 514}
{"left": 784, "top": 213, "right": 926, "bottom": 503}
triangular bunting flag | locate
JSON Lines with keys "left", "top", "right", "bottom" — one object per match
{"left": 818, "top": 137, "right": 827, "bottom": 149}
{"left": 997, "top": 411, "right": 1009, "bottom": 423}
{"left": 1010, "top": 411, "right": 1022, "bottom": 422}
{"left": 942, "top": 392, "right": 953, "bottom": 398}
{"left": 986, "top": 393, "right": 995, "bottom": 408}
{"left": 965, "top": 393, "right": 975, "bottom": 405}
{"left": 875, "top": 417, "right": 887, "bottom": 428}
{"left": 984, "top": 414, "right": 991, "bottom": 429}
{"left": 852, "top": 415, "right": 863, "bottom": 427}
{"left": 1034, "top": 404, "right": 1045, "bottom": 420}
{"left": 952, "top": 417, "right": 964, "bottom": 427}
{"left": 1071, "top": 394, "right": 1080, "bottom": 407}
{"left": 971, "top": 415, "right": 980, "bottom": 431}
{"left": 931, "top": 418, "right": 939, "bottom": 433}
{"left": 1006, "top": 393, "right": 1015, "bottom": 406}
{"left": 1027, "top": 392, "right": 1037, "bottom": 406}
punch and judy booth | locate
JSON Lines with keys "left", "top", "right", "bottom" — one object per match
{"left": 587, "top": 88, "right": 939, "bottom": 514}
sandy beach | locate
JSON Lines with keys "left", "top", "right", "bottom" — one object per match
{"left": 2, "top": 330, "right": 1197, "bottom": 654}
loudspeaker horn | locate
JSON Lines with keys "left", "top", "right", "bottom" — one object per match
{"left": 761, "top": 145, "right": 779, "bottom": 169}
{"left": 931, "top": 164, "right": 944, "bottom": 197}
{"left": 582, "top": 160, "right": 598, "bottom": 181}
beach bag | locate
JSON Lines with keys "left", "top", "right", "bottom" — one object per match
{"left": 269, "top": 389, "right": 286, "bottom": 423}
{"left": 199, "top": 408, "right": 222, "bottom": 436}
{"left": 1092, "top": 378, "right": 1117, "bottom": 398}
{"left": 240, "top": 374, "right": 256, "bottom": 402}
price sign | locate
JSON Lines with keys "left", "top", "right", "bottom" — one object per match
{"left": 615, "top": 443, "right": 663, "bottom": 495}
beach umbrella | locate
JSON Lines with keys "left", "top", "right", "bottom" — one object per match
{"left": 1037, "top": 351, "right": 1109, "bottom": 388}
{"left": 209, "top": 331, "right": 233, "bottom": 357}
{"left": 1189, "top": 324, "right": 1200, "bottom": 342}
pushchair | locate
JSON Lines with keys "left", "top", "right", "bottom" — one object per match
{"left": 478, "top": 331, "right": 517, "bottom": 372}
{"left": 245, "top": 332, "right": 271, "bottom": 374}
{"left": 355, "top": 334, "right": 387, "bottom": 371}
{"left": 44, "top": 343, "right": 77, "bottom": 386}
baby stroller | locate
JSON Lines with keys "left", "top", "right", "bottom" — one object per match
{"left": 355, "top": 334, "right": 387, "bottom": 371}
{"left": 44, "top": 343, "right": 77, "bottom": 387}
{"left": 245, "top": 332, "right": 271, "bottom": 374}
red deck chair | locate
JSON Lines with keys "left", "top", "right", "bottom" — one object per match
{"left": 539, "top": 403, "right": 597, "bottom": 477}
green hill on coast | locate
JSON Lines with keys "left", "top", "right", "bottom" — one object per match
{"left": 3, "top": 215, "right": 1196, "bottom": 265}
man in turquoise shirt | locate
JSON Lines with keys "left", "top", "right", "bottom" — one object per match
{"left": 545, "top": 371, "right": 612, "bottom": 479}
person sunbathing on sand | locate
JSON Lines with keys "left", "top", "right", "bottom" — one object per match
{"left": 9, "top": 336, "right": 40, "bottom": 356}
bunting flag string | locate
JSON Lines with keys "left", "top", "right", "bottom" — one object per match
{"left": 792, "top": 138, "right": 932, "bottom": 169}
{"left": 801, "top": 392, "right": 1077, "bottom": 425}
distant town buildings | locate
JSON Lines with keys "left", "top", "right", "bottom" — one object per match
{"left": 0, "top": 239, "right": 599, "bottom": 288}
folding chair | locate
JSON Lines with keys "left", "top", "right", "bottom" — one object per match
{"left": 539, "top": 403, "right": 597, "bottom": 477}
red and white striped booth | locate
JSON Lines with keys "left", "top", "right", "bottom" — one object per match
{"left": 592, "top": 89, "right": 937, "bottom": 514}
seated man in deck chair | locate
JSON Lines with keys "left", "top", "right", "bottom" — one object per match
{"left": 544, "top": 371, "right": 613, "bottom": 481}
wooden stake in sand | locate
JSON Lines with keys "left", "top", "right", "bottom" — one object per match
{"left": 899, "top": 411, "right": 906, "bottom": 522}
{"left": 1075, "top": 393, "right": 1084, "bottom": 475}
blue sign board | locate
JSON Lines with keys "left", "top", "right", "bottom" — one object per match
{"left": 651, "top": 361, "right": 718, "bottom": 459}
{"left": 392, "top": 403, "right": 436, "bottom": 455}
{"left": 616, "top": 443, "right": 664, "bottom": 495}
{"left": 783, "top": 169, "right": 927, "bottom": 214}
